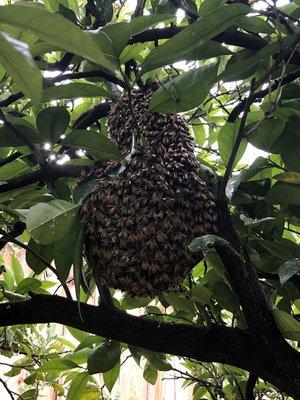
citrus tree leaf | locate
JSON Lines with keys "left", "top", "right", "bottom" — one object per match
{"left": 66, "top": 372, "right": 89, "bottom": 400}
{"left": 63, "top": 130, "right": 122, "bottom": 161}
{"left": 218, "top": 120, "right": 247, "bottom": 167}
{"left": 87, "top": 341, "right": 121, "bottom": 374}
{"left": 103, "top": 361, "right": 120, "bottom": 392}
{"left": 26, "top": 200, "right": 79, "bottom": 244}
{"left": 149, "top": 63, "right": 218, "bottom": 113}
{"left": 278, "top": 259, "right": 300, "bottom": 285}
{"left": 141, "top": 4, "right": 249, "bottom": 73}
{"left": 0, "top": 31, "right": 42, "bottom": 105}
{"left": 40, "top": 83, "right": 109, "bottom": 103}
{"left": 0, "top": 4, "right": 115, "bottom": 71}
{"left": 36, "top": 107, "right": 70, "bottom": 143}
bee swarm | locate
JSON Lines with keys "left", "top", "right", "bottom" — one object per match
{"left": 81, "top": 89, "right": 218, "bottom": 297}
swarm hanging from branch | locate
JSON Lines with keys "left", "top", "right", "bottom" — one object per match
{"left": 81, "top": 89, "right": 218, "bottom": 297}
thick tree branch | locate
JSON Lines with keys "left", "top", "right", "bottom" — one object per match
{"left": 0, "top": 151, "right": 21, "bottom": 168}
{"left": 0, "top": 294, "right": 299, "bottom": 397}
{"left": 0, "top": 164, "right": 83, "bottom": 193}
{"left": 0, "top": 294, "right": 254, "bottom": 370}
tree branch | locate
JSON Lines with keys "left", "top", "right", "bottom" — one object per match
{"left": 218, "top": 79, "right": 256, "bottom": 200}
{"left": 0, "top": 164, "right": 83, "bottom": 194}
{"left": 72, "top": 101, "right": 111, "bottom": 129}
{"left": 245, "top": 373, "right": 257, "bottom": 400}
{"left": 228, "top": 68, "right": 300, "bottom": 122}
{"left": 0, "top": 151, "right": 22, "bottom": 168}
{"left": 0, "top": 294, "right": 299, "bottom": 397}
{"left": 0, "top": 294, "right": 254, "bottom": 370}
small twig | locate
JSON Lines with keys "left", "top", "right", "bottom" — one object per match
{"left": 0, "top": 377, "right": 16, "bottom": 400}
{"left": 0, "top": 109, "right": 44, "bottom": 165}
{"left": 133, "top": 0, "right": 146, "bottom": 17}
{"left": 245, "top": 373, "right": 258, "bottom": 400}
{"left": 218, "top": 79, "right": 256, "bottom": 200}
{"left": 0, "top": 151, "right": 22, "bottom": 168}
{"left": 49, "top": 69, "right": 127, "bottom": 89}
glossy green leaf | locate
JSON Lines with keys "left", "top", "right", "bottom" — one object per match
{"left": 39, "top": 359, "right": 78, "bottom": 372}
{"left": 103, "top": 361, "right": 120, "bottom": 392}
{"left": 0, "top": 31, "right": 42, "bottom": 105}
{"left": 164, "top": 293, "right": 195, "bottom": 314}
{"left": 130, "top": 14, "right": 175, "bottom": 35}
{"left": 15, "top": 278, "right": 42, "bottom": 294}
{"left": 143, "top": 361, "right": 157, "bottom": 385}
{"left": 63, "top": 130, "right": 122, "bottom": 161}
{"left": 0, "top": 124, "right": 41, "bottom": 147}
{"left": 141, "top": 4, "right": 249, "bottom": 73}
{"left": 40, "top": 83, "right": 109, "bottom": 103}
{"left": 220, "top": 42, "right": 280, "bottom": 82}
{"left": 66, "top": 372, "right": 89, "bottom": 400}
{"left": 10, "top": 254, "right": 24, "bottom": 285}
{"left": 26, "top": 200, "right": 79, "bottom": 244}
{"left": 189, "top": 234, "right": 240, "bottom": 258}
{"left": 278, "top": 259, "right": 300, "bottom": 285}
{"left": 149, "top": 64, "right": 218, "bottom": 113}
{"left": 273, "top": 310, "right": 300, "bottom": 341}
{"left": 238, "top": 16, "right": 273, "bottom": 34}
{"left": 267, "top": 182, "right": 300, "bottom": 205}
{"left": 87, "top": 341, "right": 121, "bottom": 374}
{"left": 0, "top": 5, "right": 115, "bottom": 71}
{"left": 53, "top": 232, "right": 74, "bottom": 282}
{"left": 143, "top": 350, "right": 172, "bottom": 371}
{"left": 121, "top": 294, "right": 151, "bottom": 309}
{"left": 36, "top": 107, "right": 70, "bottom": 143}
{"left": 73, "top": 224, "right": 84, "bottom": 318}
{"left": 26, "top": 239, "right": 53, "bottom": 274}
{"left": 248, "top": 117, "right": 286, "bottom": 152}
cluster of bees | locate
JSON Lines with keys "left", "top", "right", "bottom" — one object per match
{"left": 81, "top": 89, "right": 218, "bottom": 297}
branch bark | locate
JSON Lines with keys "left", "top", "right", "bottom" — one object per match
{"left": 0, "top": 294, "right": 298, "bottom": 397}
{"left": 0, "top": 164, "right": 83, "bottom": 193}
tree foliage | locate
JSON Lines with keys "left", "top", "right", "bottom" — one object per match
{"left": 0, "top": 0, "right": 299, "bottom": 399}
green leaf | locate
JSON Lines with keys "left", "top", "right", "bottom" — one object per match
{"left": 103, "top": 361, "right": 120, "bottom": 392}
{"left": 189, "top": 285, "right": 211, "bottom": 305}
{"left": 0, "top": 124, "right": 41, "bottom": 147}
{"left": 0, "top": 5, "right": 115, "bottom": 71}
{"left": 181, "top": 41, "right": 232, "bottom": 62}
{"left": 278, "top": 259, "right": 300, "bottom": 285}
{"left": 267, "top": 182, "right": 300, "bottom": 205}
{"left": 226, "top": 157, "right": 268, "bottom": 200}
{"left": 26, "top": 200, "right": 79, "bottom": 245}
{"left": 39, "top": 359, "right": 78, "bottom": 372}
{"left": 121, "top": 293, "right": 151, "bottom": 309}
{"left": 198, "top": 0, "right": 224, "bottom": 17}
{"left": 40, "top": 83, "right": 109, "bottom": 103}
{"left": 238, "top": 16, "right": 273, "bottom": 34}
{"left": 15, "top": 278, "right": 42, "bottom": 294}
{"left": 73, "top": 179, "right": 96, "bottom": 205}
{"left": 143, "top": 361, "right": 157, "bottom": 385}
{"left": 143, "top": 350, "right": 172, "bottom": 371}
{"left": 26, "top": 239, "right": 53, "bottom": 274}
{"left": 87, "top": 341, "right": 121, "bottom": 374}
{"left": 73, "top": 225, "right": 84, "bottom": 318}
{"left": 10, "top": 254, "right": 24, "bottom": 285}
{"left": 66, "top": 372, "right": 89, "bottom": 400}
{"left": 63, "top": 130, "right": 122, "bottom": 161}
{"left": 273, "top": 310, "right": 300, "bottom": 341}
{"left": 164, "top": 293, "right": 195, "bottom": 314}
{"left": 149, "top": 64, "right": 218, "bottom": 113}
{"left": 188, "top": 234, "right": 240, "bottom": 258}
{"left": 220, "top": 42, "right": 280, "bottom": 82}
{"left": 130, "top": 14, "right": 175, "bottom": 35}
{"left": 218, "top": 120, "right": 247, "bottom": 167}
{"left": 248, "top": 117, "right": 286, "bottom": 152}
{"left": 99, "top": 23, "right": 132, "bottom": 57}
{"left": 53, "top": 233, "right": 73, "bottom": 282}
{"left": 0, "top": 31, "right": 42, "bottom": 105}
{"left": 141, "top": 4, "right": 249, "bottom": 73}
{"left": 36, "top": 107, "right": 70, "bottom": 143}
